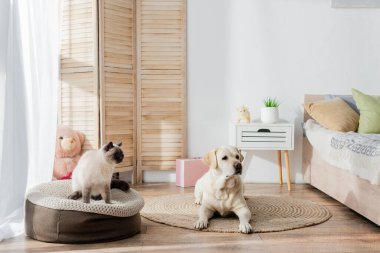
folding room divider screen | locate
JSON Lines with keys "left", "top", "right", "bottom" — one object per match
{"left": 59, "top": 0, "right": 187, "bottom": 183}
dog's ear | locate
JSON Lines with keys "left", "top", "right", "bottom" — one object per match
{"left": 203, "top": 149, "right": 218, "bottom": 169}
{"left": 236, "top": 148, "right": 244, "bottom": 162}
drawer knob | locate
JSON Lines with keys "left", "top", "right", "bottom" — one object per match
{"left": 258, "top": 128, "right": 271, "bottom": 133}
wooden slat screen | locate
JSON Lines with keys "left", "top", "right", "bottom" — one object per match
{"left": 99, "top": 0, "right": 136, "bottom": 174}
{"left": 60, "top": 0, "right": 99, "bottom": 151}
{"left": 60, "top": 0, "right": 186, "bottom": 182}
{"left": 136, "top": 0, "right": 187, "bottom": 181}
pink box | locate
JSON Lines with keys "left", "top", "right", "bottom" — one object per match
{"left": 176, "top": 158, "right": 209, "bottom": 187}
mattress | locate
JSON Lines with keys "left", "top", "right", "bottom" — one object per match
{"left": 304, "top": 119, "right": 380, "bottom": 185}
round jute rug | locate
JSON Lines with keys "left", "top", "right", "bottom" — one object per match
{"left": 141, "top": 194, "right": 331, "bottom": 233}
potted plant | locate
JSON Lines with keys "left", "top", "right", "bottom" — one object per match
{"left": 261, "top": 97, "right": 280, "bottom": 123}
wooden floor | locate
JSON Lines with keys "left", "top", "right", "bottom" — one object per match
{"left": 2, "top": 183, "right": 380, "bottom": 253}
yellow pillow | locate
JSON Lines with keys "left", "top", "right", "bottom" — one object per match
{"left": 304, "top": 97, "right": 359, "bottom": 132}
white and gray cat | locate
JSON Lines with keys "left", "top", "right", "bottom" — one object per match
{"left": 68, "top": 141, "right": 126, "bottom": 204}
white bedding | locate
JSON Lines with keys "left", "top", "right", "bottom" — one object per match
{"left": 304, "top": 119, "right": 380, "bottom": 185}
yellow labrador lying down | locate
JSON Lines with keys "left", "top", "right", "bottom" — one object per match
{"left": 194, "top": 146, "right": 252, "bottom": 234}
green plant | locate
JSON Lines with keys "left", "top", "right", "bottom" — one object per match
{"left": 263, "top": 97, "right": 280, "bottom": 107}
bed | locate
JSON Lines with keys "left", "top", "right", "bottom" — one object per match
{"left": 302, "top": 94, "right": 380, "bottom": 226}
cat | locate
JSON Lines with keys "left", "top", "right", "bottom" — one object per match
{"left": 68, "top": 141, "right": 125, "bottom": 204}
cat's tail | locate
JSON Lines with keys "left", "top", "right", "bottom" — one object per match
{"left": 111, "top": 179, "right": 130, "bottom": 192}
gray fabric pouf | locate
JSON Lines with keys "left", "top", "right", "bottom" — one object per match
{"left": 25, "top": 180, "right": 144, "bottom": 244}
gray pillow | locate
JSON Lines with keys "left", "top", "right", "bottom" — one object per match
{"left": 324, "top": 94, "right": 359, "bottom": 114}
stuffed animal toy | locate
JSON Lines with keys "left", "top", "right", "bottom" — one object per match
{"left": 236, "top": 106, "right": 251, "bottom": 123}
{"left": 53, "top": 126, "right": 85, "bottom": 180}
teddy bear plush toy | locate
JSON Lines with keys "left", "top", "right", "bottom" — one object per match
{"left": 53, "top": 126, "right": 85, "bottom": 180}
{"left": 236, "top": 105, "right": 251, "bottom": 123}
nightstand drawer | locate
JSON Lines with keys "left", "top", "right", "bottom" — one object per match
{"left": 236, "top": 125, "right": 293, "bottom": 150}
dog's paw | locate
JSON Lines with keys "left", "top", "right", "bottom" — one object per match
{"left": 239, "top": 223, "right": 252, "bottom": 234}
{"left": 194, "top": 219, "right": 208, "bottom": 230}
{"left": 194, "top": 199, "right": 201, "bottom": 205}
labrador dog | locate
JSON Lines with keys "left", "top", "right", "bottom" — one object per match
{"left": 194, "top": 146, "right": 252, "bottom": 233}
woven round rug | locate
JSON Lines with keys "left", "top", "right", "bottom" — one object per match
{"left": 141, "top": 194, "right": 331, "bottom": 233}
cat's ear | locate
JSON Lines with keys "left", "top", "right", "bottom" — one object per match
{"left": 117, "top": 142, "right": 122, "bottom": 147}
{"left": 104, "top": 141, "right": 113, "bottom": 152}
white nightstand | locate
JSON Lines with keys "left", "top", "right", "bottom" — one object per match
{"left": 229, "top": 121, "right": 295, "bottom": 191}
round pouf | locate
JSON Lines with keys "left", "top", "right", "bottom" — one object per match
{"left": 25, "top": 180, "right": 144, "bottom": 243}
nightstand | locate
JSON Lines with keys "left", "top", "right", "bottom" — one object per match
{"left": 229, "top": 121, "right": 295, "bottom": 190}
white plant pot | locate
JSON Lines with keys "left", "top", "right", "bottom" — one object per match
{"left": 261, "top": 107, "right": 279, "bottom": 123}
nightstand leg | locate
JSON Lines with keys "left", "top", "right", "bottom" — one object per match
{"left": 284, "top": 150, "right": 291, "bottom": 191}
{"left": 277, "top": 150, "right": 283, "bottom": 185}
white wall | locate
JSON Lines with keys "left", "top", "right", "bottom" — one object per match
{"left": 144, "top": 0, "right": 380, "bottom": 183}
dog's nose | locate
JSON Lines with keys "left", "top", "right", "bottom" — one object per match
{"left": 234, "top": 162, "right": 242, "bottom": 174}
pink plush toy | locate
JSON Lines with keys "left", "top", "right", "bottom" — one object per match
{"left": 53, "top": 126, "right": 85, "bottom": 180}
